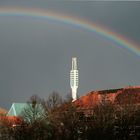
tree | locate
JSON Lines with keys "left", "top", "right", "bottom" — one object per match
{"left": 11, "top": 95, "right": 54, "bottom": 140}
{"left": 20, "top": 95, "right": 45, "bottom": 123}
{"left": 84, "top": 102, "right": 116, "bottom": 140}
{"left": 48, "top": 101, "right": 80, "bottom": 140}
{"left": 114, "top": 104, "right": 140, "bottom": 140}
{"left": 46, "top": 91, "right": 62, "bottom": 111}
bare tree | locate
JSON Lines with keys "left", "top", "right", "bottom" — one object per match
{"left": 13, "top": 95, "right": 54, "bottom": 140}
{"left": 46, "top": 92, "right": 62, "bottom": 112}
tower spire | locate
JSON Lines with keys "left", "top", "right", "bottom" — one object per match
{"left": 70, "top": 57, "right": 79, "bottom": 101}
{"left": 72, "top": 57, "right": 77, "bottom": 70}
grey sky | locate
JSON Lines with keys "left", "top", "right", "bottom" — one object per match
{"left": 0, "top": 0, "right": 140, "bottom": 109}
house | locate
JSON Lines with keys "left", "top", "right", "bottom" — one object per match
{"left": 7, "top": 103, "right": 45, "bottom": 123}
{"left": 7, "top": 103, "right": 29, "bottom": 116}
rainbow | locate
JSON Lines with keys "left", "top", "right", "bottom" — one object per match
{"left": 0, "top": 7, "right": 139, "bottom": 57}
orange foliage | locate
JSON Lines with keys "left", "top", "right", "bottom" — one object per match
{"left": 0, "top": 116, "right": 22, "bottom": 126}
{"left": 74, "top": 86, "right": 140, "bottom": 109}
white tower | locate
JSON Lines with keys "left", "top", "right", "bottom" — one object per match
{"left": 70, "top": 57, "right": 79, "bottom": 101}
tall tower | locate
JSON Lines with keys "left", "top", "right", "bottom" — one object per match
{"left": 70, "top": 57, "right": 79, "bottom": 101}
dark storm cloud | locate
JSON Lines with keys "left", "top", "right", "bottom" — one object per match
{"left": 0, "top": 1, "right": 140, "bottom": 109}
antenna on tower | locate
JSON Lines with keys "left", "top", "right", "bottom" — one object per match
{"left": 70, "top": 57, "right": 79, "bottom": 101}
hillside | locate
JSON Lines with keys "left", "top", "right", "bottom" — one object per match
{"left": 75, "top": 86, "right": 140, "bottom": 110}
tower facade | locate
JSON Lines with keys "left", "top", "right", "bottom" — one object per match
{"left": 70, "top": 57, "right": 79, "bottom": 101}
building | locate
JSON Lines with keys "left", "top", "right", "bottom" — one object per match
{"left": 7, "top": 103, "right": 45, "bottom": 123}
{"left": 70, "top": 57, "right": 79, "bottom": 101}
{"left": 7, "top": 103, "right": 29, "bottom": 116}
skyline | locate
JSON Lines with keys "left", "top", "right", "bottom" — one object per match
{"left": 0, "top": 1, "right": 140, "bottom": 109}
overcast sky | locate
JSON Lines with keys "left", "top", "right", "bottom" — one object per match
{"left": 0, "top": 0, "right": 140, "bottom": 109}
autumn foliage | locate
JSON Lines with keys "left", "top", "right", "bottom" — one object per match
{"left": 0, "top": 87, "right": 140, "bottom": 140}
